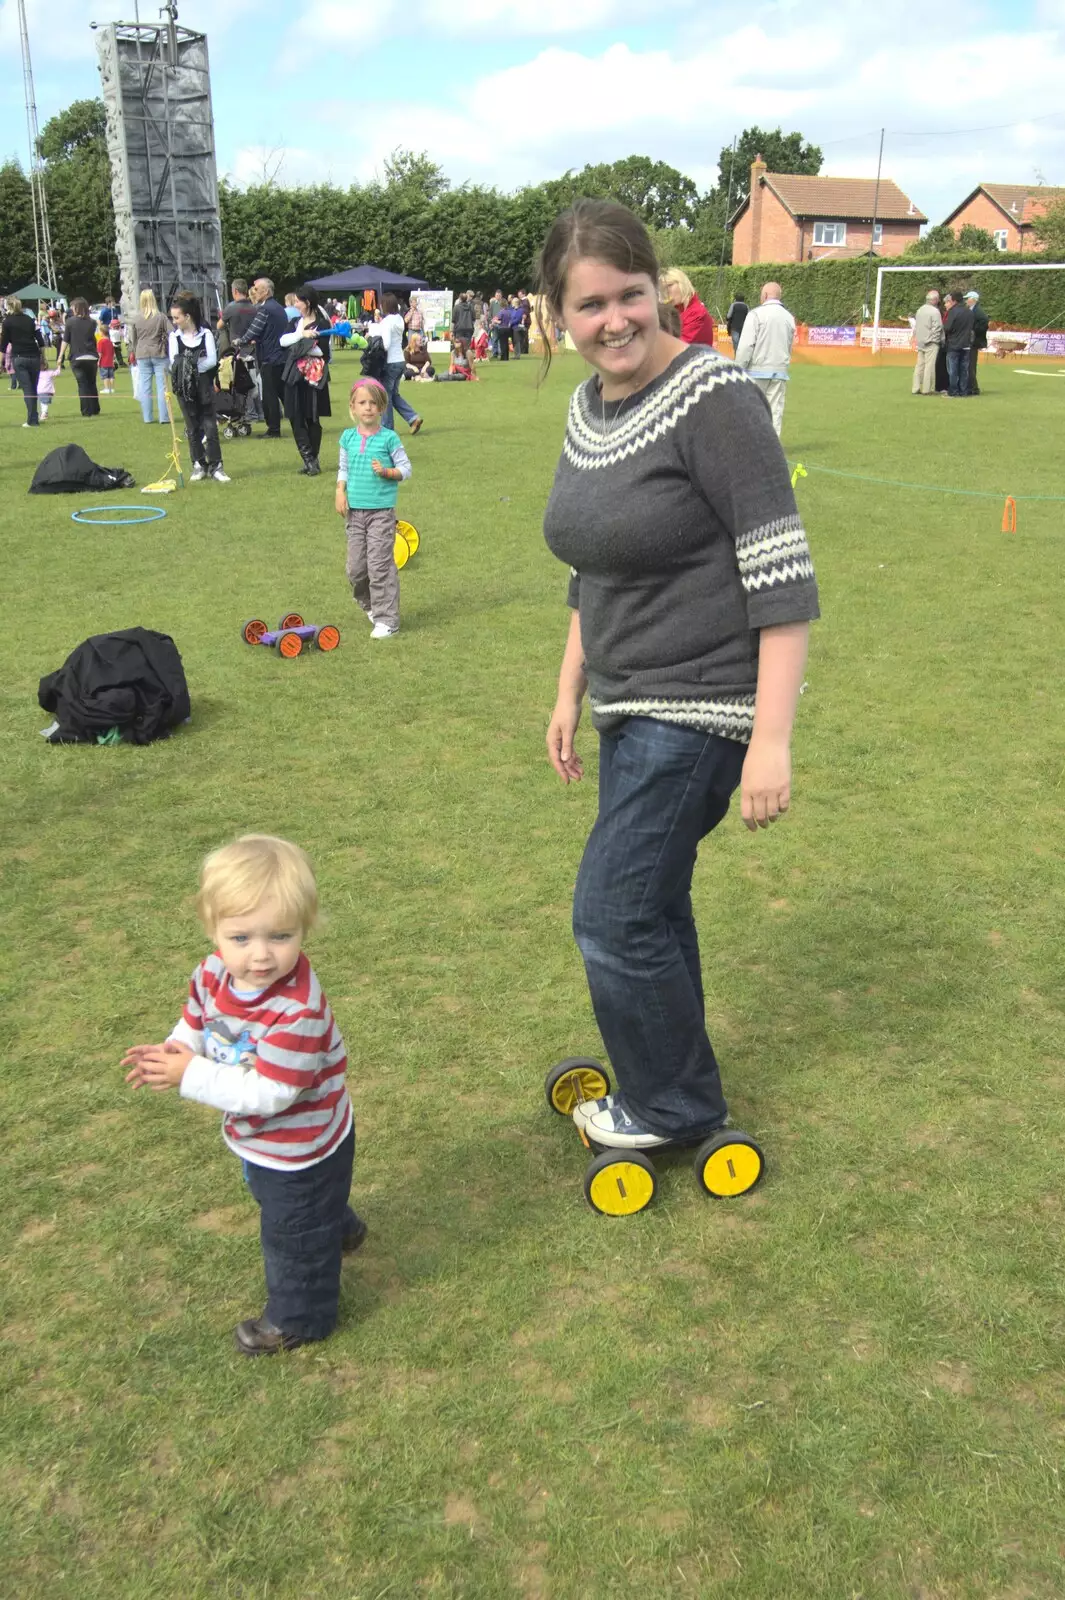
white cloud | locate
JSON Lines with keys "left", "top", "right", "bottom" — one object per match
{"left": 419, "top": 0, "right": 640, "bottom": 33}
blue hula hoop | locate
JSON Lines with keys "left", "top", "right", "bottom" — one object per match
{"left": 71, "top": 505, "right": 168, "bottom": 525}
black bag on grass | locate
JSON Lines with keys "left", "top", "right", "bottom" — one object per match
{"left": 29, "top": 444, "right": 135, "bottom": 495}
{"left": 38, "top": 628, "right": 190, "bottom": 745}
{"left": 360, "top": 336, "right": 388, "bottom": 383}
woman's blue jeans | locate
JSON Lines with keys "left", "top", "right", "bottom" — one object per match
{"left": 572, "top": 718, "right": 747, "bottom": 1140}
{"left": 242, "top": 1126, "right": 357, "bottom": 1339}
{"left": 137, "top": 355, "right": 170, "bottom": 422}
{"left": 384, "top": 361, "right": 419, "bottom": 431}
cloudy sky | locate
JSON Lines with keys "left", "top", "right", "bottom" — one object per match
{"left": 1, "top": 0, "right": 1063, "bottom": 227}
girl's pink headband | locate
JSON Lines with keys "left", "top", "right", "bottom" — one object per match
{"left": 351, "top": 377, "right": 387, "bottom": 396}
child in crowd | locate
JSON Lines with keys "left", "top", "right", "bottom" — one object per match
{"left": 470, "top": 321, "right": 489, "bottom": 362}
{"left": 123, "top": 834, "right": 365, "bottom": 1357}
{"left": 336, "top": 377, "right": 412, "bottom": 640}
{"left": 36, "top": 361, "right": 56, "bottom": 420}
{"left": 96, "top": 324, "right": 115, "bottom": 393}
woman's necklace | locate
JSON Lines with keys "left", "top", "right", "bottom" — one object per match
{"left": 599, "top": 384, "right": 633, "bottom": 439}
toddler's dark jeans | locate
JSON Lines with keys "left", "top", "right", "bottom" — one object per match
{"left": 572, "top": 718, "right": 746, "bottom": 1141}
{"left": 243, "top": 1126, "right": 358, "bottom": 1340}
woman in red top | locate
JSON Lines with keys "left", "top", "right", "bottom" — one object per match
{"left": 660, "top": 269, "right": 715, "bottom": 348}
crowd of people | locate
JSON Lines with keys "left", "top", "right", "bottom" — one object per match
{"left": 911, "top": 287, "right": 988, "bottom": 398}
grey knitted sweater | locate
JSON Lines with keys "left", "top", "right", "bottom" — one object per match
{"left": 543, "top": 346, "right": 819, "bottom": 741}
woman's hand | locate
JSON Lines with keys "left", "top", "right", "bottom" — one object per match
{"left": 547, "top": 697, "right": 584, "bottom": 784}
{"left": 740, "top": 735, "right": 791, "bottom": 831}
{"left": 123, "top": 1041, "right": 193, "bottom": 1090}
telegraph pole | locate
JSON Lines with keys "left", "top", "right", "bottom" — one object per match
{"left": 17, "top": 0, "right": 58, "bottom": 293}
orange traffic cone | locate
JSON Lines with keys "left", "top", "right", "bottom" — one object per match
{"left": 1002, "top": 496, "right": 1017, "bottom": 534}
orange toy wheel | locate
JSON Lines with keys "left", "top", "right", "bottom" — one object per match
{"left": 242, "top": 617, "right": 268, "bottom": 645}
{"left": 278, "top": 630, "right": 304, "bottom": 659}
{"left": 278, "top": 611, "right": 304, "bottom": 630}
{"left": 314, "top": 625, "right": 341, "bottom": 652}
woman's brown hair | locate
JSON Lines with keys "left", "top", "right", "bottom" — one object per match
{"left": 532, "top": 199, "right": 659, "bottom": 380}
{"left": 71, "top": 297, "right": 89, "bottom": 317}
{"left": 380, "top": 292, "right": 399, "bottom": 315}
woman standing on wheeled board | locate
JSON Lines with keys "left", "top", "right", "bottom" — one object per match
{"left": 538, "top": 201, "right": 819, "bottom": 1153}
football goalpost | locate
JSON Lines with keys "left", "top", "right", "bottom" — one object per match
{"left": 871, "top": 260, "right": 1065, "bottom": 353}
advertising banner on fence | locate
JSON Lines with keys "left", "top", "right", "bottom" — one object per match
{"left": 808, "top": 326, "right": 857, "bottom": 345}
{"left": 859, "top": 326, "right": 914, "bottom": 348}
{"left": 1028, "top": 332, "right": 1065, "bottom": 357}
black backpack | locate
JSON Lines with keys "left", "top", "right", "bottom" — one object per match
{"left": 360, "top": 336, "right": 388, "bottom": 382}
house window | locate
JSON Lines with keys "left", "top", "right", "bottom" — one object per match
{"left": 813, "top": 222, "right": 847, "bottom": 246}
{"left": 994, "top": 229, "right": 1008, "bottom": 251}
{"left": 872, "top": 223, "right": 883, "bottom": 246}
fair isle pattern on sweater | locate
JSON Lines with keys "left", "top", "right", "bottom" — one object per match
{"left": 735, "top": 514, "right": 815, "bottom": 595}
{"left": 563, "top": 350, "right": 749, "bottom": 472}
{"left": 543, "top": 344, "right": 819, "bottom": 743}
{"left": 590, "top": 693, "right": 757, "bottom": 742}
{"left": 172, "top": 952, "right": 352, "bottom": 1170}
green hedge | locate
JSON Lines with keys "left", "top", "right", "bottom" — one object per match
{"left": 685, "top": 257, "right": 1065, "bottom": 329}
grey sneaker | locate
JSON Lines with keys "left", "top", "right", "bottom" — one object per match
{"left": 212, "top": 467, "right": 231, "bottom": 483}
{"left": 583, "top": 1101, "right": 671, "bottom": 1149}
{"left": 573, "top": 1094, "right": 616, "bottom": 1130}
{"left": 190, "top": 463, "right": 206, "bottom": 481}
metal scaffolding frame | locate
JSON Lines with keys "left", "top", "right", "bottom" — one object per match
{"left": 96, "top": 7, "right": 225, "bottom": 315}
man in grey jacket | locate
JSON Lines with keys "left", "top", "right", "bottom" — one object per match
{"left": 912, "top": 291, "right": 944, "bottom": 395}
{"left": 733, "top": 282, "right": 796, "bottom": 435}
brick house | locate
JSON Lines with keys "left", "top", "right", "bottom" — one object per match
{"left": 940, "top": 185, "right": 1065, "bottom": 253}
{"left": 730, "top": 157, "right": 926, "bottom": 265}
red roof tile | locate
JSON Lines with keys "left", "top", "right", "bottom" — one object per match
{"left": 763, "top": 174, "right": 926, "bottom": 222}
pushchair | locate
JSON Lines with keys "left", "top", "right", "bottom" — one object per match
{"left": 214, "top": 350, "right": 260, "bottom": 439}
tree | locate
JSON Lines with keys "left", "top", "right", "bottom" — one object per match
{"left": 1032, "top": 197, "right": 1065, "bottom": 256}
{"left": 38, "top": 98, "right": 116, "bottom": 299}
{"left": 0, "top": 162, "right": 36, "bottom": 290}
{"left": 958, "top": 224, "right": 997, "bottom": 252}
{"left": 548, "top": 156, "right": 699, "bottom": 230}
{"left": 719, "top": 127, "right": 823, "bottom": 211}
{"left": 905, "top": 223, "right": 962, "bottom": 257}
{"left": 382, "top": 149, "right": 450, "bottom": 205}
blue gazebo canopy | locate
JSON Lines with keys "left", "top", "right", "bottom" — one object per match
{"left": 305, "top": 264, "right": 429, "bottom": 296}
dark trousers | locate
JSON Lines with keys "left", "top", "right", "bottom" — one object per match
{"left": 72, "top": 357, "right": 100, "bottom": 416}
{"left": 513, "top": 325, "right": 527, "bottom": 356}
{"left": 13, "top": 356, "right": 41, "bottom": 423}
{"left": 260, "top": 361, "right": 284, "bottom": 435}
{"left": 243, "top": 1126, "right": 358, "bottom": 1339}
{"left": 572, "top": 718, "right": 747, "bottom": 1140}
{"left": 291, "top": 413, "right": 322, "bottom": 462}
{"left": 175, "top": 381, "right": 222, "bottom": 470}
{"left": 496, "top": 327, "right": 510, "bottom": 361}
{"left": 967, "top": 349, "right": 981, "bottom": 395}
{"left": 946, "top": 348, "right": 969, "bottom": 397}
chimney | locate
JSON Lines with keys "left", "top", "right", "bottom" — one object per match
{"left": 750, "top": 153, "right": 768, "bottom": 263}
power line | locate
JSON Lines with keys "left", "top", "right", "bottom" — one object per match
{"left": 816, "top": 110, "right": 1065, "bottom": 149}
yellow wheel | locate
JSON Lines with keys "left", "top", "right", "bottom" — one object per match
{"left": 584, "top": 1150, "right": 657, "bottom": 1216}
{"left": 544, "top": 1057, "right": 611, "bottom": 1116}
{"left": 396, "top": 519, "right": 419, "bottom": 556}
{"left": 394, "top": 530, "right": 411, "bottom": 569}
{"left": 694, "top": 1132, "right": 765, "bottom": 1198}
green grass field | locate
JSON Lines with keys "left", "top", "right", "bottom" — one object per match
{"left": 3, "top": 352, "right": 1065, "bottom": 1599}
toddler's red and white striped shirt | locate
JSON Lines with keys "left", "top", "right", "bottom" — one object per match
{"left": 171, "top": 952, "right": 352, "bottom": 1171}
